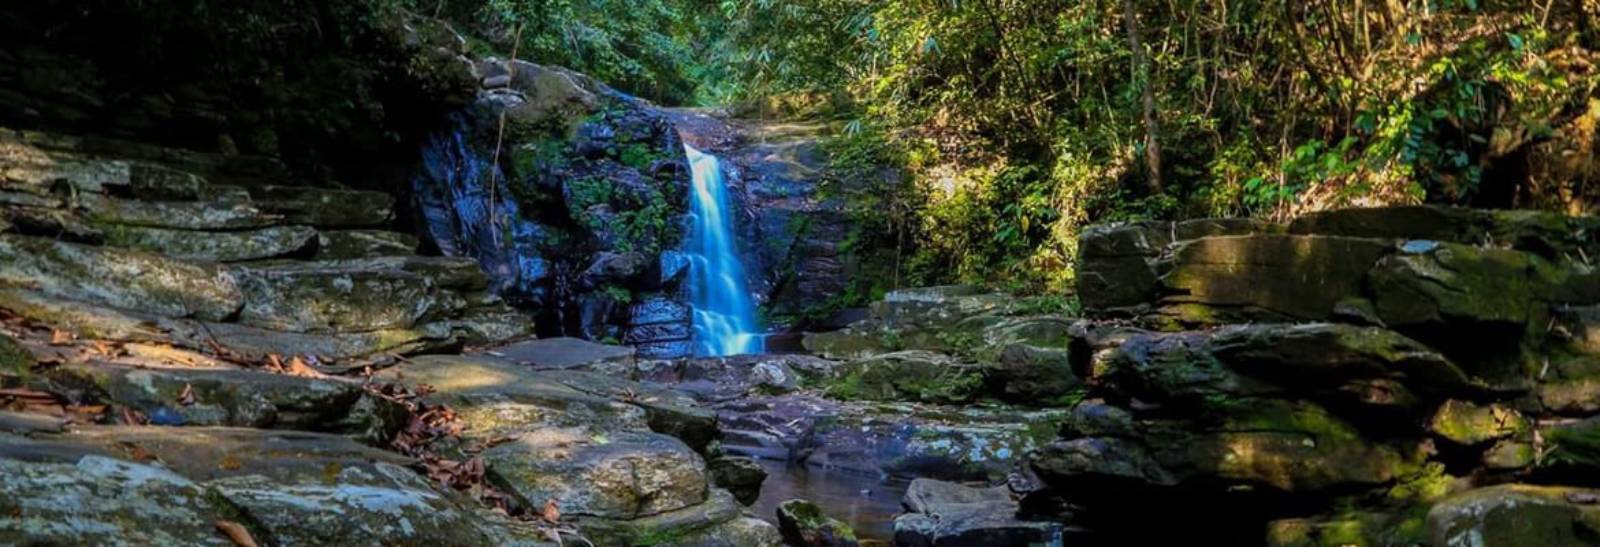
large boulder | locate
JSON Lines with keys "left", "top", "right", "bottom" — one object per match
{"left": 1427, "top": 484, "right": 1600, "bottom": 547}
{"left": 1157, "top": 234, "right": 1392, "bottom": 324}
{"left": 233, "top": 260, "right": 454, "bottom": 333}
{"left": 482, "top": 428, "right": 710, "bottom": 519}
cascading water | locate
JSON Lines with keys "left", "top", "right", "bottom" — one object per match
{"left": 683, "top": 144, "right": 764, "bottom": 356}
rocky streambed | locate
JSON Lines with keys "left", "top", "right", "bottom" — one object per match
{"left": 4, "top": 47, "right": 1600, "bottom": 547}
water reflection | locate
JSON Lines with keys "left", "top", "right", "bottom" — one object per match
{"left": 751, "top": 457, "right": 908, "bottom": 544}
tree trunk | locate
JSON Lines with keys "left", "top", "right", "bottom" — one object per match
{"left": 1121, "top": 0, "right": 1163, "bottom": 194}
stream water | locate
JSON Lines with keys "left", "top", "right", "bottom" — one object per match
{"left": 750, "top": 458, "right": 908, "bottom": 544}
{"left": 683, "top": 144, "right": 764, "bottom": 356}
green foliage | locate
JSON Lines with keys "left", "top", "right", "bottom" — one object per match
{"left": 428, "top": 0, "right": 726, "bottom": 105}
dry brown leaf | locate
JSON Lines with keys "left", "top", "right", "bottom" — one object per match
{"left": 214, "top": 520, "right": 259, "bottom": 547}
{"left": 49, "top": 329, "right": 72, "bottom": 346}
{"left": 284, "top": 356, "right": 321, "bottom": 378}
{"left": 542, "top": 499, "right": 561, "bottom": 524}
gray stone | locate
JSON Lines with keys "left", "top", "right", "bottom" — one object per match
{"left": 0, "top": 453, "right": 230, "bottom": 545}
{"left": 80, "top": 193, "right": 279, "bottom": 230}
{"left": 483, "top": 429, "right": 709, "bottom": 519}
{"left": 100, "top": 224, "right": 318, "bottom": 262}
{"left": 316, "top": 229, "right": 419, "bottom": 259}
{"left": 0, "top": 234, "right": 243, "bottom": 320}
{"left": 492, "top": 337, "right": 637, "bottom": 370}
{"left": 1427, "top": 485, "right": 1600, "bottom": 547}
{"left": 893, "top": 479, "right": 1063, "bottom": 547}
{"left": 233, "top": 260, "right": 448, "bottom": 333}
{"left": 247, "top": 185, "right": 395, "bottom": 227}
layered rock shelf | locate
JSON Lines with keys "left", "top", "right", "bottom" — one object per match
{"left": 1038, "top": 205, "right": 1600, "bottom": 545}
{"left": 0, "top": 130, "right": 783, "bottom": 545}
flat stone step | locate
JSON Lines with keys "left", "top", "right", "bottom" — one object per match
{"left": 0, "top": 234, "right": 243, "bottom": 321}
{"left": 488, "top": 336, "right": 636, "bottom": 370}
{"left": 99, "top": 224, "right": 318, "bottom": 262}
{"left": 80, "top": 193, "right": 280, "bottom": 230}
{"left": 248, "top": 185, "right": 395, "bottom": 228}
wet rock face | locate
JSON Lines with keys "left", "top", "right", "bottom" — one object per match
{"left": 413, "top": 59, "right": 696, "bottom": 357}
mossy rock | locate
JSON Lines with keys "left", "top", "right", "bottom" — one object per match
{"left": 1267, "top": 508, "right": 1430, "bottom": 547}
{"left": 0, "top": 333, "right": 32, "bottom": 385}
{"left": 1427, "top": 484, "right": 1600, "bottom": 547}
{"left": 1428, "top": 399, "right": 1529, "bottom": 446}
{"left": 825, "top": 350, "right": 986, "bottom": 404}
{"left": 776, "top": 499, "right": 860, "bottom": 547}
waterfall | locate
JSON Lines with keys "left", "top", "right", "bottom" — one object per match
{"left": 683, "top": 144, "right": 764, "bottom": 356}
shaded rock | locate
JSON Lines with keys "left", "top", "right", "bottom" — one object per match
{"left": 575, "top": 489, "right": 763, "bottom": 547}
{"left": 128, "top": 162, "right": 205, "bottom": 200}
{"left": 894, "top": 479, "right": 1063, "bottom": 547}
{"left": 708, "top": 455, "right": 766, "bottom": 505}
{"left": 99, "top": 224, "right": 318, "bottom": 262}
{"left": 1157, "top": 234, "right": 1392, "bottom": 324}
{"left": 989, "top": 343, "right": 1080, "bottom": 406}
{"left": 0, "top": 234, "right": 242, "bottom": 320}
{"left": 1078, "top": 219, "right": 1279, "bottom": 312}
{"left": 1036, "top": 399, "right": 1404, "bottom": 494}
{"left": 2, "top": 205, "right": 104, "bottom": 243}
{"left": 1427, "top": 484, "right": 1600, "bottom": 547}
{"left": 1266, "top": 511, "right": 1425, "bottom": 547}
{"left": 1210, "top": 323, "right": 1471, "bottom": 395}
{"left": 0, "top": 411, "right": 67, "bottom": 434}
{"left": 1370, "top": 242, "right": 1555, "bottom": 328}
{"left": 873, "top": 286, "right": 1011, "bottom": 330}
{"left": 247, "top": 185, "right": 395, "bottom": 228}
{"left": 316, "top": 229, "right": 419, "bottom": 259}
{"left": 777, "top": 499, "right": 860, "bottom": 547}
{"left": 493, "top": 337, "right": 636, "bottom": 370}
{"left": 1291, "top": 205, "right": 1599, "bottom": 260}
{"left": 43, "top": 362, "right": 382, "bottom": 432}
{"left": 80, "top": 193, "right": 279, "bottom": 229}
{"left": 802, "top": 327, "right": 891, "bottom": 360}
{"left": 666, "top": 516, "right": 783, "bottom": 547}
